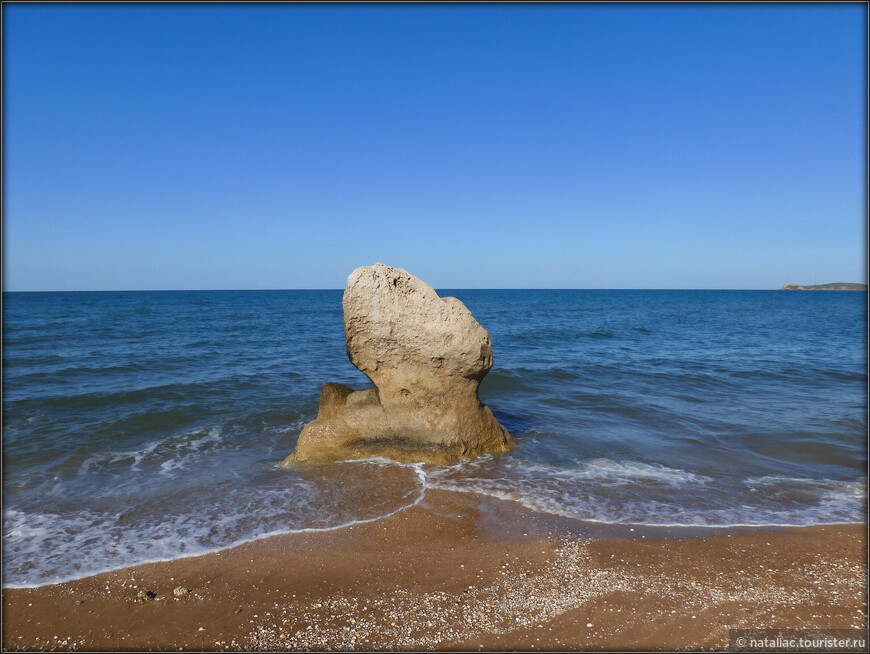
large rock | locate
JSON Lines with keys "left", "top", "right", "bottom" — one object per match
{"left": 282, "top": 263, "right": 514, "bottom": 465}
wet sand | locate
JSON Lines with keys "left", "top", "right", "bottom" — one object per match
{"left": 2, "top": 489, "right": 866, "bottom": 651}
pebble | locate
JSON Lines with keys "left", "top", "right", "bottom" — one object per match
{"left": 242, "top": 535, "right": 864, "bottom": 652}
{"left": 135, "top": 590, "right": 156, "bottom": 603}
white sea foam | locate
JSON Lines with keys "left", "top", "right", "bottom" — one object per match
{"left": 79, "top": 426, "right": 226, "bottom": 476}
{"left": 531, "top": 458, "right": 713, "bottom": 486}
{"left": 2, "top": 457, "right": 429, "bottom": 589}
{"left": 426, "top": 457, "right": 712, "bottom": 487}
{"left": 744, "top": 475, "right": 867, "bottom": 493}
{"left": 268, "top": 419, "right": 307, "bottom": 435}
{"left": 3, "top": 493, "right": 429, "bottom": 589}
{"left": 427, "top": 478, "right": 866, "bottom": 528}
{"left": 4, "top": 448, "right": 865, "bottom": 588}
{"left": 425, "top": 460, "right": 865, "bottom": 529}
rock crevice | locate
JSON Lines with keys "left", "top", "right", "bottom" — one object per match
{"left": 282, "top": 263, "right": 514, "bottom": 465}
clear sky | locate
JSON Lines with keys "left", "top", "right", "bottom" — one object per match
{"left": 3, "top": 3, "right": 866, "bottom": 290}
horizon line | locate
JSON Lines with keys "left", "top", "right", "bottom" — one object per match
{"left": 4, "top": 287, "right": 867, "bottom": 294}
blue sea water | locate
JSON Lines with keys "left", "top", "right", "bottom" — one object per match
{"left": 2, "top": 289, "right": 867, "bottom": 587}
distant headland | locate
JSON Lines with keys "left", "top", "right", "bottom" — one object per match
{"left": 780, "top": 282, "right": 868, "bottom": 291}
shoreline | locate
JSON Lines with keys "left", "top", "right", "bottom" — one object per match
{"left": 3, "top": 489, "right": 867, "bottom": 650}
{"left": 6, "top": 487, "right": 862, "bottom": 592}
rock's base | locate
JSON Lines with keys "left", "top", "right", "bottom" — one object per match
{"left": 281, "top": 382, "right": 514, "bottom": 466}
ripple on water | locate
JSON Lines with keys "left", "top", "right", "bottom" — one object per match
{"left": 2, "top": 289, "right": 866, "bottom": 586}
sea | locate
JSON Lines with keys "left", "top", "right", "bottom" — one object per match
{"left": 2, "top": 289, "right": 867, "bottom": 587}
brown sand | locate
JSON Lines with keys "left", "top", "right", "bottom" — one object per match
{"left": 2, "top": 489, "right": 866, "bottom": 651}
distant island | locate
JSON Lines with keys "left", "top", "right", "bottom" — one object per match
{"left": 780, "top": 282, "right": 868, "bottom": 291}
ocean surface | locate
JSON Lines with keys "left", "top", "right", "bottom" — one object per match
{"left": 3, "top": 289, "right": 867, "bottom": 587}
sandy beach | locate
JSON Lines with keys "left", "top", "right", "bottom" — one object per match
{"left": 2, "top": 488, "right": 866, "bottom": 651}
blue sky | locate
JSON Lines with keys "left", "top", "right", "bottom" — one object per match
{"left": 3, "top": 3, "right": 866, "bottom": 290}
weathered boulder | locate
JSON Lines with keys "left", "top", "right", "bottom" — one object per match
{"left": 282, "top": 263, "right": 514, "bottom": 465}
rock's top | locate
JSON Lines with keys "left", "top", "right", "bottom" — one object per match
{"left": 283, "top": 263, "right": 513, "bottom": 465}
{"left": 344, "top": 263, "right": 492, "bottom": 411}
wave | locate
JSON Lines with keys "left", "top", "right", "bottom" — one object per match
{"left": 425, "top": 458, "right": 866, "bottom": 529}
{"left": 3, "top": 459, "right": 427, "bottom": 589}
{"left": 480, "top": 371, "right": 536, "bottom": 394}
{"left": 517, "top": 459, "right": 713, "bottom": 486}
{"left": 434, "top": 482, "right": 865, "bottom": 528}
{"left": 4, "top": 371, "right": 287, "bottom": 411}
{"left": 3, "top": 452, "right": 866, "bottom": 588}
{"left": 744, "top": 474, "right": 867, "bottom": 498}
{"left": 79, "top": 425, "right": 228, "bottom": 475}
